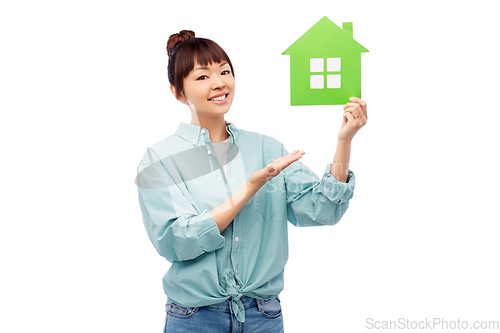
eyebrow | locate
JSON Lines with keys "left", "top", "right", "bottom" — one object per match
{"left": 193, "top": 62, "right": 229, "bottom": 71}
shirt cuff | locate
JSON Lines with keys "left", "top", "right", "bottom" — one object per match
{"left": 318, "top": 163, "right": 356, "bottom": 204}
{"left": 196, "top": 210, "right": 225, "bottom": 253}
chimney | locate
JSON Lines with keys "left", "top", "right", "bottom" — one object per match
{"left": 343, "top": 22, "right": 353, "bottom": 36}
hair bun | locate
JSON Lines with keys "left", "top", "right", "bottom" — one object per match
{"left": 166, "top": 30, "right": 195, "bottom": 57}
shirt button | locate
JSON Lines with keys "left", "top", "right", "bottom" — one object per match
{"left": 208, "top": 150, "right": 212, "bottom": 154}
{"left": 192, "top": 139, "right": 196, "bottom": 143}
{"left": 218, "top": 177, "right": 222, "bottom": 182}
{"left": 235, "top": 269, "right": 238, "bottom": 274}
{"left": 235, "top": 237, "right": 239, "bottom": 242}
{"left": 231, "top": 177, "right": 234, "bottom": 181}
{"left": 201, "top": 129, "right": 205, "bottom": 134}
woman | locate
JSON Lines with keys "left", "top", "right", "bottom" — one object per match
{"left": 136, "top": 30, "right": 367, "bottom": 332}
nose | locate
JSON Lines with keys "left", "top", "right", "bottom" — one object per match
{"left": 212, "top": 75, "right": 226, "bottom": 90}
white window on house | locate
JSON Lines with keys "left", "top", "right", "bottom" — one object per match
{"left": 310, "top": 75, "right": 324, "bottom": 89}
{"left": 310, "top": 58, "right": 324, "bottom": 72}
{"left": 327, "top": 74, "right": 341, "bottom": 89}
{"left": 327, "top": 58, "right": 341, "bottom": 72}
{"left": 309, "top": 57, "right": 341, "bottom": 89}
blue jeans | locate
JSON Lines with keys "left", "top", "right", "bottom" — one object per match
{"left": 163, "top": 295, "right": 284, "bottom": 333}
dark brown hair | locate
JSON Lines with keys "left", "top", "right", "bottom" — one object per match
{"left": 167, "top": 30, "right": 235, "bottom": 99}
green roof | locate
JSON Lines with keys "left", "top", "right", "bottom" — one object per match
{"left": 282, "top": 16, "right": 368, "bottom": 55}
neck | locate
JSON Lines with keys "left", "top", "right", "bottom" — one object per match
{"left": 191, "top": 114, "right": 229, "bottom": 142}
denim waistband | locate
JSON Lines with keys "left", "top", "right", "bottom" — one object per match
{"left": 202, "top": 295, "right": 257, "bottom": 311}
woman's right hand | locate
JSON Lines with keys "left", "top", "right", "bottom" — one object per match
{"left": 247, "top": 150, "right": 305, "bottom": 192}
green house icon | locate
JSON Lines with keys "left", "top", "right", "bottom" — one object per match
{"left": 282, "top": 16, "right": 369, "bottom": 106}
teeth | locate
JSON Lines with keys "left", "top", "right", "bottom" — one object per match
{"left": 210, "top": 94, "right": 227, "bottom": 101}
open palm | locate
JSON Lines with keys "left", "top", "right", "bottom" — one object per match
{"left": 248, "top": 150, "right": 305, "bottom": 189}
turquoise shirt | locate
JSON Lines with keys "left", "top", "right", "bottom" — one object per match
{"left": 136, "top": 121, "right": 356, "bottom": 323}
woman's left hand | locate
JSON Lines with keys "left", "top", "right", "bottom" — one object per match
{"left": 338, "top": 97, "right": 368, "bottom": 143}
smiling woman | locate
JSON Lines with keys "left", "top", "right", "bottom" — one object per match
{"left": 137, "top": 29, "right": 362, "bottom": 333}
{"left": 176, "top": 60, "right": 235, "bottom": 120}
{"left": 166, "top": 31, "right": 236, "bottom": 137}
{"left": 166, "top": 30, "right": 235, "bottom": 101}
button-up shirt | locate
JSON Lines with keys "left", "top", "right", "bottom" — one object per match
{"left": 136, "top": 121, "right": 356, "bottom": 322}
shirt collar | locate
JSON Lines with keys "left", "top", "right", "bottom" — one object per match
{"left": 175, "top": 120, "right": 240, "bottom": 146}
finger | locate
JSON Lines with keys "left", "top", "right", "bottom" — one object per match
{"left": 346, "top": 105, "right": 367, "bottom": 124}
{"left": 344, "top": 105, "right": 362, "bottom": 118}
{"left": 348, "top": 97, "right": 366, "bottom": 109}
{"left": 343, "top": 110, "right": 362, "bottom": 128}
{"left": 271, "top": 150, "right": 303, "bottom": 170}
{"left": 343, "top": 110, "right": 357, "bottom": 125}
{"left": 283, "top": 150, "right": 304, "bottom": 164}
{"left": 343, "top": 102, "right": 365, "bottom": 114}
{"left": 278, "top": 151, "right": 305, "bottom": 169}
{"left": 274, "top": 150, "right": 299, "bottom": 164}
{"left": 348, "top": 97, "right": 367, "bottom": 117}
{"left": 343, "top": 102, "right": 361, "bottom": 109}
{"left": 290, "top": 151, "right": 305, "bottom": 162}
{"left": 277, "top": 150, "right": 302, "bottom": 162}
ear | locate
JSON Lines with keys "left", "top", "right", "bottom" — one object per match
{"left": 170, "top": 84, "right": 186, "bottom": 103}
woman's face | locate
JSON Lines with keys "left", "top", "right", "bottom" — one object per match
{"left": 177, "top": 60, "right": 235, "bottom": 118}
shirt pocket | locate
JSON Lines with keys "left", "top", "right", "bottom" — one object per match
{"left": 254, "top": 175, "right": 281, "bottom": 221}
{"left": 167, "top": 302, "right": 199, "bottom": 319}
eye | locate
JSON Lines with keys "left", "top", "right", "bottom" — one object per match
{"left": 221, "top": 70, "right": 231, "bottom": 75}
{"left": 197, "top": 75, "right": 208, "bottom": 80}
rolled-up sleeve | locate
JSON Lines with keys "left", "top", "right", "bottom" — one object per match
{"left": 281, "top": 144, "right": 356, "bottom": 227}
{"left": 136, "top": 149, "right": 225, "bottom": 262}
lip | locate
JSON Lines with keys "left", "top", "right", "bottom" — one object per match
{"left": 208, "top": 92, "right": 229, "bottom": 104}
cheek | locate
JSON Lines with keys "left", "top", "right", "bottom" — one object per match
{"left": 183, "top": 86, "right": 200, "bottom": 103}
{"left": 227, "top": 80, "right": 235, "bottom": 93}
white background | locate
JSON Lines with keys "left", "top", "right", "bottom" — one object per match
{"left": 1, "top": 0, "right": 499, "bottom": 332}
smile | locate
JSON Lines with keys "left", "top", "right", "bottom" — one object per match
{"left": 209, "top": 94, "right": 228, "bottom": 102}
